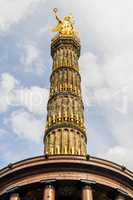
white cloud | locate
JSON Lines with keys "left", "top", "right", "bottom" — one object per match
{"left": 23, "top": 44, "right": 39, "bottom": 66}
{"left": 7, "top": 109, "right": 43, "bottom": 142}
{"left": 20, "top": 44, "right": 45, "bottom": 74}
{"left": 0, "top": 73, "right": 49, "bottom": 115}
{"left": 15, "top": 86, "right": 49, "bottom": 115}
{"left": 0, "top": 95, "right": 10, "bottom": 113}
{"left": 0, "top": 73, "right": 18, "bottom": 112}
{"left": 99, "top": 146, "right": 133, "bottom": 170}
{"left": 0, "top": 0, "right": 47, "bottom": 31}
{"left": 0, "top": 73, "right": 18, "bottom": 91}
{"left": 80, "top": 53, "right": 104, "bottom": 89}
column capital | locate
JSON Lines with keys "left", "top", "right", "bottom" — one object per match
{"left": 80, "top": 179, "right": 96, "bottom": 188}
{"left": 41, "top": 179, "right": 56, "bottom": 188}
{"left": 45, "top": 184, "right": 55, "bottom": 189}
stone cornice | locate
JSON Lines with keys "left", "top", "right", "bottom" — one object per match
{"left": 0, "top": 156, "right": 132, "bottom": 197}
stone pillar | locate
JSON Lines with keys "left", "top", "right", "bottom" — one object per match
{"left": 10, "top": 193, "right": 20, "bottom": 200}
{"left": 43, "top": 184, "right": 55, "bottom": 200}
{"left": 82, "top": 185, "right": 93, "bottom": 200}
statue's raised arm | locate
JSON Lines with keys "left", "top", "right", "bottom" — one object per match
{"left": 53, "top": 8, "right": 62, "bottom": 23}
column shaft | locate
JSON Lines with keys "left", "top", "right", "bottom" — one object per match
{"left": 43, "top": 185, "right": 55, "bottom": 200}
{"left": 82, "top": 185, "right": 93, "bottom": 200}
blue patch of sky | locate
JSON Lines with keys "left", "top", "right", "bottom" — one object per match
{"left": 85, "top": 105, "right": 117, "bottom": 155}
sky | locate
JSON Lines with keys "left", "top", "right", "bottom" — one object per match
{"left": 0, "top": 0, "right": 133, "bottom": 171}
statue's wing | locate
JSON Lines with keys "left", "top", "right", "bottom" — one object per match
{"left": 52, "top": 23, "right": 62, "bottom": 33}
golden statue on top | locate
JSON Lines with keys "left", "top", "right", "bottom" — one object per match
{"left": 52, "top": 8, "right": 78, "bottom": 36}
